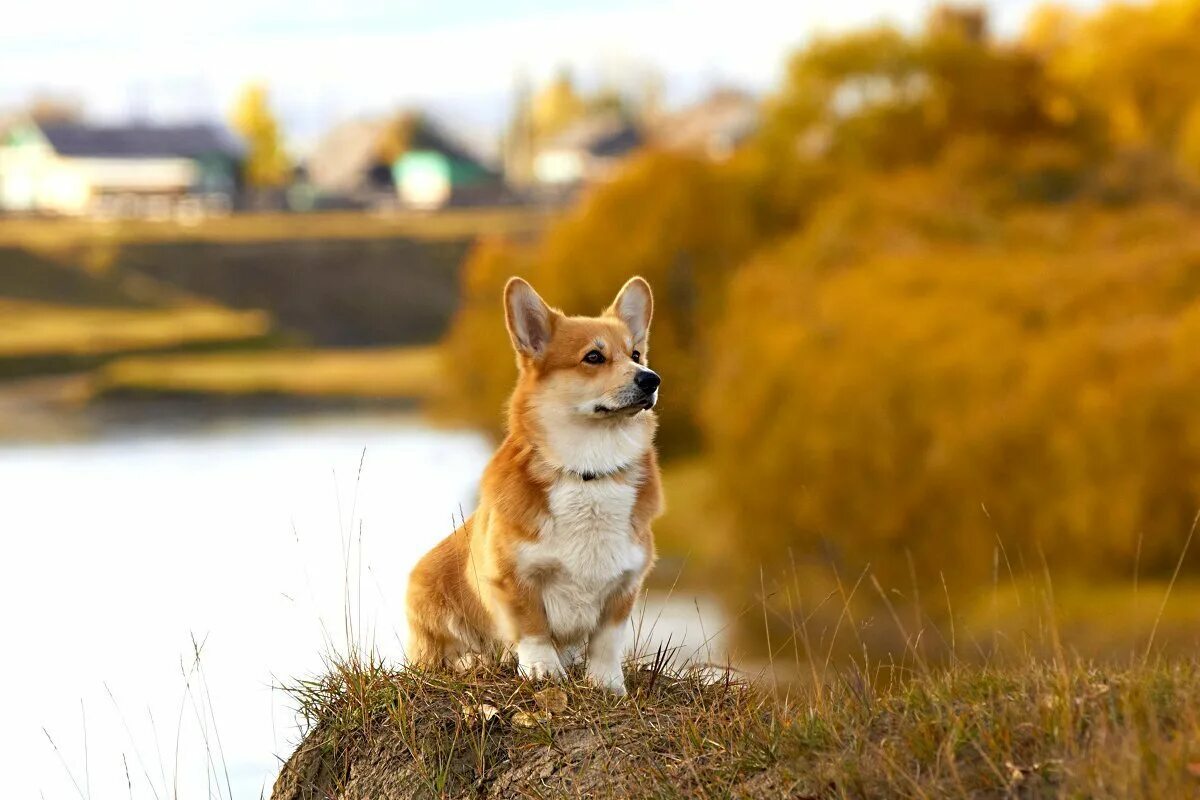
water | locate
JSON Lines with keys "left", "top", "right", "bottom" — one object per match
{"left": 0, "top": 414, "right": 722, "bottom": 799}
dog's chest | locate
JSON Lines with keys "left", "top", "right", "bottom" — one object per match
{"left": 516, "top": 478, "right": 646, "bottom": 637}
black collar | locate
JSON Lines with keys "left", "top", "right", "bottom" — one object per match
{"left": 564, "top": 462, "right": 632, "bottom": 482}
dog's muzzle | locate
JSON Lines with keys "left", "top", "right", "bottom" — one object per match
{"left": 632, "top": 368, "right": 660, "bottom": 410}
{"left": 593, "top": 369, "right": 661, "bottom": 415}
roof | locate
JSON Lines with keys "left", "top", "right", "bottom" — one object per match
{"left": 653, "top": 90, "right": 759, "bottom": 156}
{"left": 541, "top": 113, "right": 643, "bottom": 157}
{"left": 37, "top": 122, "right": 242, "bottom": 159}
{"left": 404, "top": 116, "right": 492, "bottom": 172}
{"left": 306, "top": 112, "right": 496, "bottom": 194}
{"left": 306, "top": 118, "right": 389, "bottom": 193}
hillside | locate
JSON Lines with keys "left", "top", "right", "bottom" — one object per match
{"left": 272, "top": 656, "right": 1200, "bottom": 799}
{"left": 0, "top": 210, "right": 550, "bottom": 394}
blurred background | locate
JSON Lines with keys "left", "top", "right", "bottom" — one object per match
{"left": 5, "top": 0, "right": 1200, "bottom": 796}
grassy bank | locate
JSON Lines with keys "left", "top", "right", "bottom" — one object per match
{"left": 91, "top": 345, "right": 443, "bottom": 401}
{"left": 0, "top": 299, "right": 270, "bottom": 359}
{"left": 0, "top": 209, "right": 541, "bottom": 394}
{"left": 0, "top": 208, "right": 550, "bottom": 249}
{"left": 275, "top": 654, "right": 1200, "bottom": 799}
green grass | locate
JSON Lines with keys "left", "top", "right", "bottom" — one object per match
{"left": 275, "top": 651, "right": 1200, "bottom": 799}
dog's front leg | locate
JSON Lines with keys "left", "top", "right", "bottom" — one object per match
{"left": 587, "top": 588, "right": 637, "bottom": 695}
{"left": 499, "top": 579, "right": 565, "bottom": 681}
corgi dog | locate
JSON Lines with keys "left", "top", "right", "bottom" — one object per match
{"left": 406, "top": 276, "right": 663, "bottom": 695}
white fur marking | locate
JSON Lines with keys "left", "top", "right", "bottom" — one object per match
{"left": 587, "top": 621, "right": 629, "bottom": 695}
{"left": 536, "top": 401, "right": 653, "bottom": 475}
{"left": 516, "top": 475, "right": 646, "bottom": 641}
{"left": 516, "top": 637, "right": 565, "bottom": 680}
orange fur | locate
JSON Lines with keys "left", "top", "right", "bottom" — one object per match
{"left": 406, "top": 276, "right": 663, "bottom": 692}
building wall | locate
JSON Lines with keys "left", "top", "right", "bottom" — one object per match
{"left": 0, "top": 123, "right": 200, "bottom": 215}
{"left": 533, "top": 149, "right": 584, "bottom": 185}
{"left": 0, "top": 125, "right": 55, "bottom": 211}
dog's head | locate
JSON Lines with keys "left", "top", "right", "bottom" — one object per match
{"left": 504, "top": 276, "right": 660, "bottom": 425}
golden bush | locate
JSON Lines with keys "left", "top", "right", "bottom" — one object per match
{"left": 704, "top": 193, "right": 1200, "bottom": 595}
{"left": 437, "top": 239, "right": 531, "bottom": 436}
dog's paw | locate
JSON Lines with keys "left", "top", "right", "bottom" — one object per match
{"left": 452, "top": 652, "right": 483, "bottom": 672}
{"left": 585, "top": 662, "right": 627, "bottom": 696}
{"left": 516, "top": 638, "right": 565, "bottom": 681}
{"left": 521, "top": 658, "right": 567, "bottom": 681}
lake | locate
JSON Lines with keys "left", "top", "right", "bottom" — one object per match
{"left": 0, "top": 414, "right": 724, "bottom": 799}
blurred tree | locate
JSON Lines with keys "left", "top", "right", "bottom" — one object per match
{"left": 25, "top": 94, "right": 83, "bottom": 124}
{"left": 1044, "top": 0, "right": 1200, "bottom": 155}
{"left": 1177, "top": 101, "right": 1200, "bottom": 177}
{"left": 532, "top": 68, "right": 588, "bottom": 139}
{"left": 1022, "top": 3, "right": 1082, "bottom": 55}
{"left": 704, "top": 189, "right": 1200, "bottom": 600}
{"left": 231, "top": 83, "right": 291, "bottom": 188}
{"left": 438, "top": 239, "right": 533, "bottom": 436}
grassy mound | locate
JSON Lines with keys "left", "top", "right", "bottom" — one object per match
{"left": 273, "top": 654, "right": 1200, "bottom": 799}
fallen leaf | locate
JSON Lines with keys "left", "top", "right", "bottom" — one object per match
{"left": 534, "top": 687, "right": 568, "bottom": 713}
{"left": 511, "top": 709, "right": 552, "bottom": 728}
{"left": 461, "top": 703, "right": 499, "bottom": 723}
{"left": 1187, "top": 762, "right": 1200, "bottom": 779}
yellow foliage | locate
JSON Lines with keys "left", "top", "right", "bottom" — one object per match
{"left": 231, "top": 83, "right": 291, "bottom": 188}
{"left": 437, "top": 239, "right": 532, "bottom": 436}
{"left": 704, "top": 193, "right": 1200, "bottom": 595}
{"left": 1177, "top": 101, "right": 1200, "bottom": 177}
{"left": 1043, "top": 0, "right": 1200, "bottom": 153}
{"left": 532, "top": 71, "right": 588, "bottom": 139}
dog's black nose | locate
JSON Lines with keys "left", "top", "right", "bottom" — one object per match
{"left": 634, "top": 369, "right": 661, "bottom": 394}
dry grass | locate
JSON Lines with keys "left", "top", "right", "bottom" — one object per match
{"left": 0, "top": 208, "right": 550, "bottom": 250}
{"left": 962, "top": 580, "right": 1200, "bottom": 661}
{"left": 276, "top": 650, "right": 1200, "bottom": 799}
{"left": 274, "top": 499, "right": 1200, "bottom": 799}
{"left": 0, "top": 299, "right": 270, "bottom": 359}
{"left": 91, "top": 345, "right": 443, "bottom": 400}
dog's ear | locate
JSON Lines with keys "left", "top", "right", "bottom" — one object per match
{"left": 607, "top": 277, "right": 653, "bottom": 346}
{"left": 504, "top": 277, "right": 555, "bottom": 358}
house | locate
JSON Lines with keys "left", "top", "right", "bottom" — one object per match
{"left": 0, "top": 119, "right": 241, "bottom": 217}
{"left": 531, "top": 113, "right": 643, "bottom": 187}
{"left": 306, "top": 112, "right": 504, "bottom": 209}
{"left": 652, "top": 90, "right": 759, "bottom": 160}
{"left": 303, "top": 118, "right": 393, "bottom": 202}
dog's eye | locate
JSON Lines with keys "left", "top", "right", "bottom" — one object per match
{"left": 582, "top": 350, "right": 605, "bottom": 365}
{"left": 631, "top": 350, "right": 641, "bottom": 363}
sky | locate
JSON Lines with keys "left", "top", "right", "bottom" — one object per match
{"left": 0, "top": 0, "right": 1100, "bottom": 157}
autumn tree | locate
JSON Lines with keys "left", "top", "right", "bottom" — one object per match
{"left": 532, "top": 69, "right": 587, "bottom": 139}
{"left": 231, "top": 83, "right": 291, "bottom": 188}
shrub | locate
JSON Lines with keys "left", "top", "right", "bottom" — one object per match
{"left": 703, "top": 193, "right": 1200, "bottom": 597}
